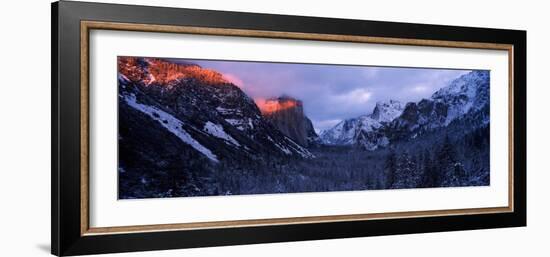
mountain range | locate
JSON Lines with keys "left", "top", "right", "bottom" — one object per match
{"left": 118, "top": 57, "right": 313, "bottom": 169}
{"left": 118, "top": 57, "right": 489, "bottom": 160}
{"left": 320, "top": 70, "right": 490, "bottom": 150}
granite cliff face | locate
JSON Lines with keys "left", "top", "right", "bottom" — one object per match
{"left": 257, "top": 96, "right": 319, "bottom": 147}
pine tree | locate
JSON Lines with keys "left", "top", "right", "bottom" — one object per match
{"left": 393, "top": 152, "right": 418, "bottom": 188}
{"left": 384, "top": 150, "right": 397, "bottom": 189}
{"left": 421, "top": 149, "right": 439, "bottom": 187}
{"left": 437, "top": 135, "right": 463, "bottom": 187}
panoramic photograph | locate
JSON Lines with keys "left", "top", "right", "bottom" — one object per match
{"left": 117, "top": 56, "right": 490, "bottom": 199}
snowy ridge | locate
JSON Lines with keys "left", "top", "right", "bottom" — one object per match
{"left": 431, "top": 70, "right": 489, "bottom": 125}
{"left": 123, "top": 93, "right": 219, "bottom": 162}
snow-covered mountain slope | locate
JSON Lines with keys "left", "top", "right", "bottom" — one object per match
{"left": 320, "top": 70, "right": 490, "bottom": 150}
{"left": 118, "top": 57, "right": 314, "bottom": 166}
{"left": 391, "top": 70, "right": 490, "bottom": 133}
{"left": 320, "top": 118, "right": 360, "bottom": 145}
{"left": 122, "top": 92, "right": 219, "bottom": 162}
{"left": 431, "top": 70, "right": 489, "bottom": 125}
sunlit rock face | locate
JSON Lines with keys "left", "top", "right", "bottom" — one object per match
{"left": 257, "top": 96, "right": 319, "bottom": 147}
{"left": 118, "top": 56, "right": 228, "bottom": 86}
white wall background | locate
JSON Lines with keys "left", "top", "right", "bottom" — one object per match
{"left": 0, "top": 0, "right": 546, "bottom": 256}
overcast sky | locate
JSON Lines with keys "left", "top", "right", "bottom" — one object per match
{"left": 188, "top": 59, "right": 470, "bottom": 131}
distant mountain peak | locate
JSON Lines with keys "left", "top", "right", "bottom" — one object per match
{"left": 371, "top": 100, "right": 404, "bottom": 123}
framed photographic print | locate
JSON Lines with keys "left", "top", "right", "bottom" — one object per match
{"left": 51, "top": 1, "right": 526, "bottom": 256}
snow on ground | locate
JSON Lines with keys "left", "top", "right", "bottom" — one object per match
{"left": 267, "top": 136, "right": 291, "bottom": 155}
{"left": 225, "top": 118, "right": 247, "bottom": 131}
{"left": 284, "top": 137, "right": 315, "bottom": 158}
{"left": 215, "top": 106, "right": 241, "bottom": 115}
{"left": 203, "top": 121, "right": 240, "bottom": 146}
{"left": 124, "top": 94, "right": 219, "bottom": 162}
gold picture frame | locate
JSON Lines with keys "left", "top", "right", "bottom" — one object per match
{"left": 80, "top": 20, "right": 514, "bottom": 236}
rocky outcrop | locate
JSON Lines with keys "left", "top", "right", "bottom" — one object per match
{"left": 257, "top": 96, "right": 319, "bottom": 147}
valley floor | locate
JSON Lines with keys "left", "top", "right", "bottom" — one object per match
{"left": 119, "top": 137, "right": 490, "bottom": 199}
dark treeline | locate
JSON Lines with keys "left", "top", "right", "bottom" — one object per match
{"left": 119, "top": 121, "right": 489, "bottom": 199}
